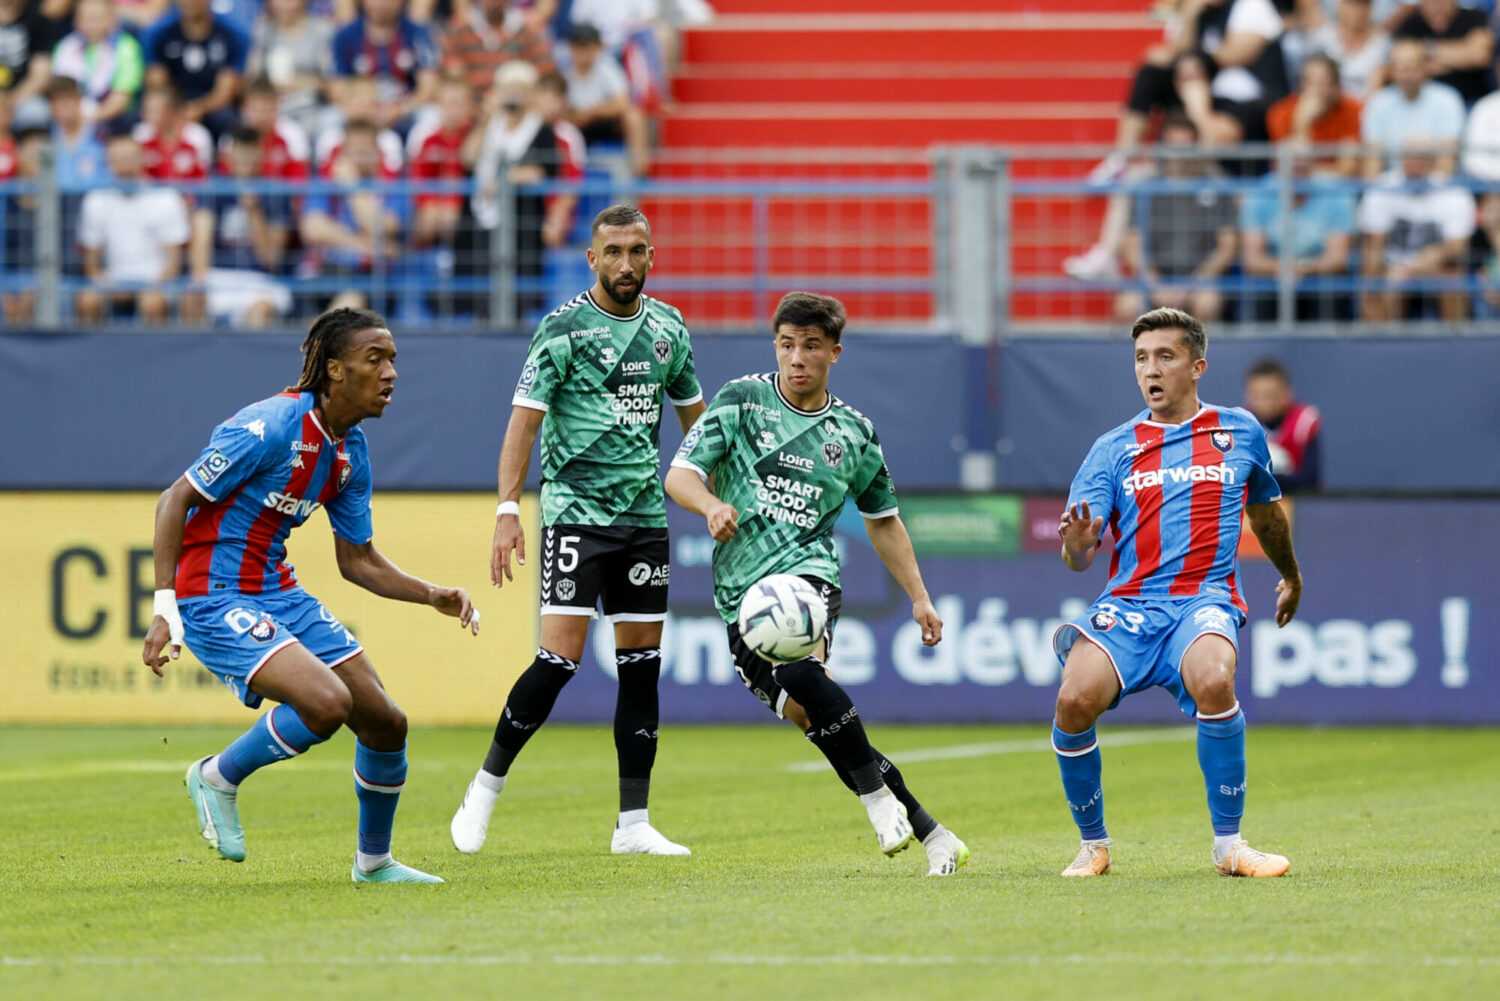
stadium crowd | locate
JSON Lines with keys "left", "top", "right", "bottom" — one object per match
{"left": 1066, "top": 0, "right": 1500, "bottom": 323}
{"left": 0, "top": 0, "right": 709, "bottom": 326}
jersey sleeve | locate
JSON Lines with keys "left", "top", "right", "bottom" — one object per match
{"left": 665, "top": 328, "right": 702, "bottom": 406}
{"left": 851, "top": 430, "right": 899, "bottom": 519}
{"left": 325, "top": 446, "right": 374, "bottom": 544}
{"left": 670, "top": 385, "right": 738, "bottom": 480}
{"left": 512, "top": 320, "right": 571, "bottom": 411}
{"left": 1065, "top": 434, "right": 1117, "bottom": 530}
{"left": 1243, "top": 422, "right": 1283, "bottom": 505}
{"left": 183, "top": 414, "right": 279, "bottom": 503}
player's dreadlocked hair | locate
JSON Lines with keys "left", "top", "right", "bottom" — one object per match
{"left": 1131, "top": 307, "right": 1207, "bottom": 360}
{"left": 286, "top": 307, "right": 389, "bottom": 395}
{"left": 772, "top": 292, "right": 847, "bottom": 344}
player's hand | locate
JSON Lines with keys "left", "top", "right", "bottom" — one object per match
{"left": 430, "top": 586, "right": 481, "bottom": 635}
{"left": 912, "top": 596, "right": 943, "bottom": 646}
{"left": 142, "top": 614, "right": 181, "bottom": 675}
{"left": 706, "top": 501, "right": 739, "bottom": 543}
{"left": 1058, "top": 501, "right": 1104, "bottom": 555}
{"left": 1273, "top": 577, "right": 1302, "bottom": 627}
{"left": 491, "top": 515, "right": 525, "bottom": 587}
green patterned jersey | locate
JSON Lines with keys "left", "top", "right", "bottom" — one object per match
{"left": 514, "top": 291, "right": 702, "bottom": 527}
{"left": 671, "top": 373, "right": 899, "bottom": 623}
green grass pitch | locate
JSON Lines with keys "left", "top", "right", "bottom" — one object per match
{"left": 1, "top": 724, "right": 1496, "bottom": 1000}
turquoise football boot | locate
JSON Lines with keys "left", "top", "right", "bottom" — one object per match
{"left": 185, "top": 756, "right": 246, "bottom": 862}
{"left": 351, "top": 858, "right": 445, "bottom": 883}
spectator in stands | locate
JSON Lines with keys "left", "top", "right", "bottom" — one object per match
{"left": 1088, "top": 0, "right": 1289, "bottom": 184}
{"left": 1357, "top": 137, "right": 1475, "bottom": 321}
{"left": 47, "top": 74, "right": 106, "bottom": 186}
{"left": 0, "top": 87, "right": 14, "bottom": 177}
{"left": 1, "top": 125, "right": 46, "bottom": 323}
{"left": 76, "top": 127, "right": 200, "bottom": 325}
{"left": 1361, "top": 38, "right": 1466, "bottom": 176}
{"left": 1115, "top": 113, "right": 1238, "bottom": 323}
{"left": 407, "top": 73, "right": 475, "bottom": 249}
{"left": 246, "top": 0, "right": 335, "bottom": 140}
{"left": 232, "top": 75, "right": 311, "bottom": 181}
{"left": 563, "top": 21, "right": 650, "bottom": 176}
{"left": 51, "top": 0, "right": 144, "bottom": 125}
{"left": 460, "top": 58, "right": 559, "bottom": 318}
{"left": 1461, "top": 85, "right": 1500, "bottom": 179}
{"left": 1240, "top": 139, "right": 1358, "bottom": 319}
{"left": 1266, "top": 52, "right": 1363, "bottom": 176}
{"left": 1468, "top": 191, "right": 1500, "bottom": 318}
{"left": 567, "top": 0, "right": 672, "bottom": 110}
{"left": 442, "top": 0, "right": 554, "bottom": 97}
{"left": 189, "top": 123, "right": 294, "bottom": 327}
{"left": 0, "top": 0, "right": 63, "bottom": 129}
{"left": 133, "top": 82, "right": 212, "bottom": 182}
{"left": 1391, "top": 0, "right": 1494, "bottom": 106}
{"left": 300, "top": 118, "right": 409, "bottom": 308}
{"left": 330, "top": 0, "right": 440, "bottom": 137}
{"left": 1243, "top": 358, "right": 1322, "bottom": 492}
{"left": 535, "top": 69, "right": 583, "bottom": 248}
{"left": 1293, "top": 0, "right": 1391, "bottom": 100}
{"left": 146, "top": 0, "right": 250, "bottom": 141}
{"left": 316, "top": 75, "right": 405, "bottom": 176}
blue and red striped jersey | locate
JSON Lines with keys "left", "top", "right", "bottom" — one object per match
{"left": 1066, "top": 404, "right": 1280, "bottom": 615}
{"left": 177, "top": 391, "right": 374, "bottom": 600}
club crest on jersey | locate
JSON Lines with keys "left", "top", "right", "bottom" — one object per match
{"left": 1090, "top": 610, "right": 1118, "bottom": 632}
{"left": 653, "top": 338, "right": 671, "bottom": 364}
{"left": 556, "top": 578, "right": 577, "bottom": 601}
{"left": 338, "top": 464, "right": 352, "bottom": 490}
{"left": 249, "top": 617, "right": 277, "bottom": 643}
{"left": 1211, "top": 430, "right": 1234, "bottom": 453}
{"left": 822, "top": 441, "right": 845, "bottom": 469}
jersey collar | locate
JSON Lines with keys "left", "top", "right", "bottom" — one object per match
{"left": 585, "top": 290, "right": 643, "bottom": 322}
{"left": 1140, "top": 402, "right": 1208, "bottom": 428}
{"left": 773, "top": 374, "right": 834, "bottom": 417}
{"left": 307, "top": 401, "right": 347, "bottom": 445}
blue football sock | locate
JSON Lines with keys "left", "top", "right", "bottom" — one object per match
{"left": 354, "top": 741, "right": 407, "bottom": 857}
{"left": 1197, "top": 703, "right": 1247, "bottom": 837}
{"left": 217, "top": 703, "right": 327, "bottom": 786}
{"left": 1053, "top": 720, "right": 1107, "bottom": 840}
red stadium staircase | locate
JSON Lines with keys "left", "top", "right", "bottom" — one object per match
{"left": 647, "top": 0, "right": 1158, "bottom": 327}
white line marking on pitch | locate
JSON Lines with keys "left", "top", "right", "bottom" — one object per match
{"left": 784, "top": 727, "right": 1196, "bottom": 772}
{"left": 4, "top": 953, "right": 1497, "bottom": 969}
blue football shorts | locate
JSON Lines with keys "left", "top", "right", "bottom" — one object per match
{"left": 1051, "top": 593, "right": 1243, "bottom": 718}
{"left": 179, "top": 587, "right": 364, "bottom": 708}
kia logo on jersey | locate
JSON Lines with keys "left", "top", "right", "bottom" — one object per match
{"left": 1211, "top": 430, "right": 1234, "bottom": 453}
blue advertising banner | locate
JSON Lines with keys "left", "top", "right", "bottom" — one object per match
{"left": 550, "top": 497, "right": 1494, "bottom": 725}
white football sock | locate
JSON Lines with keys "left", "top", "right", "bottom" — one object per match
{"left": 1213, "top": 833, "right": 1240, "bottom": 862}
{"left": 618, "top": 808, "right": 649, "bottom": 829}
{"left": 356, "top": 851, "right": 392, "bottom": 874}
{"left": 921, "top": 823, "right": 948, "bottom": 846}
{"left": 202, "top": 755, "right": 237, "bottom": 791}
{"left": 474, "top": 769, "right": 507, "bottom": 795}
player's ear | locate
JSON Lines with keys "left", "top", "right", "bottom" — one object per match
{"left": 830, "top": 342, "right": 842, "bottom": 363}
{"left": 325, "top": 356, "right": 345, "bottom": 386}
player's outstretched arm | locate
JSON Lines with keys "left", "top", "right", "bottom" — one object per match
{"left": 492, "top": 405, "right": 546, "bottom": 588}
{"left": 864, "top": 514, "right": 942, "bottom": 647}
{"left": 142, "top": 477, "right": 203, "bottom": 673}
{"left": 664, "top": 466, "right": 738, "bottom": 542}
{"left": 334, "top": 537, "right": 480, "bottom": 635}
{"left": 1058, "top": 501, "right": 1105, "bottom": 573}
{"left": 1246, "top": 501, "right": 1303, "bottom": 627}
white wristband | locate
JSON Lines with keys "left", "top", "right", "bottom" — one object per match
{"left": 153, "top": 588, "right": 185, "bottom": 649}
{"left": 496, "top": 501, "right": 521, "bottom": 518}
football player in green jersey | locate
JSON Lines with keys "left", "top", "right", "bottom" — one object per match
{"left": 452, "top": 206, "right": 706, "bottom": 857}
{"left": 665, "top": 292, "right": 969, "bottom": 875}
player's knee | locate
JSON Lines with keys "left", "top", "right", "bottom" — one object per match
{"left": 1055, "top": 684, "right": 1106, "bottom": 730}
{"left": 301, "top": 682, "right": 354, "bottom": 736}
{"left": 1188, "top": 667, "right": 1236, "bottom": 710}
{"left": 381, "top": 704, "right": 409, "bottom": 744}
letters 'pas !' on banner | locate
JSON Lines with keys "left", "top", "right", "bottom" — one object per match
{"left": 0, "top": 493, "right": 538, "bottom": 724}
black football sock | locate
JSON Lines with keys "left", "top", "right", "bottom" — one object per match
{"left": 805, "top": 732, "right": 939, "bottom": 840}
{"left": 775, "top": 659, "right": 882, "bottom": 794}
{"left": 481, "top": 649, "right": 578, "bottom": 777}
{"left": 614, "top": 647, "right": 661, "bottom": 813}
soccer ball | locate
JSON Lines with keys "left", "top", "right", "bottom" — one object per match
{"left": 736, "top": 574, "right": 829, "bottom": 663}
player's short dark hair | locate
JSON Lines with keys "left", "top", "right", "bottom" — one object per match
{"left": 1131, "top": 307, "right": 1206, "bottom": 359}
{"left": 287, "top": 308, "right": 390, "bottom": 395}
{"left": 1246, "top": 358, "right": 1290, "bottom": 383}
{"left": 771, "top": 292, "right": 847, "bottom": 344}
{"left": 591, "top": 204, "right": 651, "bottom": 241}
